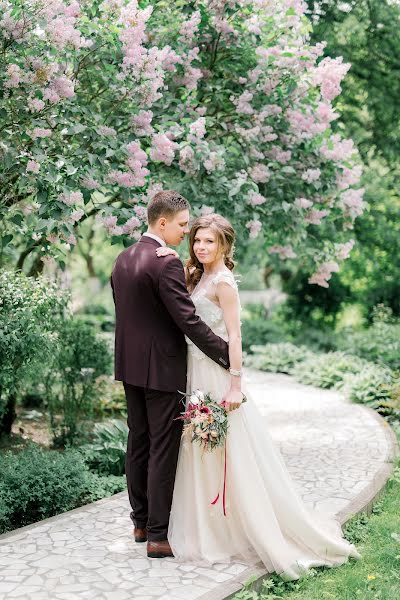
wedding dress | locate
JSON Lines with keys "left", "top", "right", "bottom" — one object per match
{"left": 168, "top": 269, "right": 360, "bottom": 580}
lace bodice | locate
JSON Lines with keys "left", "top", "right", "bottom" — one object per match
{"left": 186, "top": 270, "right": 240, "bottom": 360}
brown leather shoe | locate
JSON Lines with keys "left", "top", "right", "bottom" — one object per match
{"left": 147, "top": 539, "right": 174, "bottom": 558}
{"left": 133, "top": 527, "right": 148, "bottom": 543}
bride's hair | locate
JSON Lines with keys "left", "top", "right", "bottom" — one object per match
{"left": 186, "top": 213, "right": 236, "bottom": 291}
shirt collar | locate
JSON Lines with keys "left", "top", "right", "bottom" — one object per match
{"left": 143, "top": 232, "right": 166, "bottom": 247}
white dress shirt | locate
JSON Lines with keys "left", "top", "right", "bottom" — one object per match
{"left": 143, "top": 232, "right": 166, "bottom": 247}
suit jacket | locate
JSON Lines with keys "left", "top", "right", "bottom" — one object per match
{"left": 111, "top": 236, "right": 230, "bottom": 392}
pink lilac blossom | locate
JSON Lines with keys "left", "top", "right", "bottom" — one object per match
{"left": 45, "top": 15, "right": 84, "bottom": 50}
{"left": 246, "top": 219, "right": 262, "bottom": 239}
{"left": 268, "top": 245, "right": 297, "bottom": 259}
{"left": 179, "top": 11, "right": 201, "bottom": 45}
{"left": 336, "top": 239, "right": 355, "bottom": 260}
{"left": 295, "top": 197, "right": 313, "bottom": 209}
{"left": 259, "top": 105, "right": 282, "bottom": 120}
{"left": 108, "top": 170, "right": 137, "bottom": 188}
{"left": 5, "top": 64, "right": 21, "bottom": 88}
{"left": 81, "top": 176, "right": 100, "bottom": 190}
{"left": 66, "top": 234, "right": 77, "bottom": 245}
{"left": 340, "top": 188, "right": 365, "bottom": 218}
{"left": 59, "top": 191, "right": 83, "bottom": 206}
{"left": 336, "top": 165, "right": 363, "bottom": 190}
{"left": 23, "top": 202, "right": 40, "bottom": 215}
{"left": 203, "top": 152, "right": 225, "bottom": 173}
{"left": 43, "top": 75, "right": 75, "bottom": 103}
{"left": 159, "top": 46, "right": 182, "bottom": 72}
{"left": 304, "top": 209, "right": 329, "bottom": 225}
{"left": 46, "top": 233, "right": 59, "bottom": 244}
{"left": 212, "top": 17, "right": 235, "bottom": 36}
{"left": 122, "top": 216, "right": 141, "bottom": 236}
{"left": 235, "top": 91, "right": 254, "bottom": 115}
{"left": 189, "top": 117, "right": 206, "bottom": 142}
{"left": 179, "top": 64, "right": 203, "bottom": 92}
{"left": 200, "top": 205, "right": 214, "bottom": 215}
{"left": 70, "top": 209, "right": 84, "bottom": 222}
{"left": 301, "top": 169, "right": 321, "bottom": 184}
{"left": 150, "top": 133, "right": 177, "bottom": 166}
{"left": 312, "top": 56, "right": 351, "bottom": 101}
{"left": 320, "top": 134, "right": 355, "bottom": 161}
{"left": 179, "top": 146, "right": 197, "bottom": 175}
{"left": 31, "top": 128, "right": 52, "bottom": 139}
{"left": 309, "top": 261, "right": 340, "bottom": 288}
{"left": 266, "top": 147, "right": 291, "bottom": 164}
{"left": 287, "top": 108, "right": 327, "bottom": 140}
{"left": 101, "top": 215, "right": 118, "bottom": 234}
{"left": 26, "top": 160, "right": 40, "bottom": 174}
{"left": 235, "top": 125, "right": 261, "bottom": 142}
{"left": 247, "top": 191, "right": 267, "bottom": 206}
{"left": 134, "top": 205, "right": 147, "bottom": 221}
{"left": 316, "top": 102, "right": 338, "bottom": 124}
{"left": 27, "top": 97, "right": 45, "bottom": 112}
{"left": 249, "top": 164, "right": 271, "bottom": 183}
{"left": 132, "top": 110, "right": 154, "bottom": 136}
{"left": 98, "top": 126, "right": 117, "bottom": 137}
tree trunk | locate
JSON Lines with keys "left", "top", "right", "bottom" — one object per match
{"left": 0, "top": 392, "right": 17, "bottom": 436}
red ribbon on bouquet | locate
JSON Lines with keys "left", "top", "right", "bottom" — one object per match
{"left": 211, "top": 442, "right": 227, "bottom": 516}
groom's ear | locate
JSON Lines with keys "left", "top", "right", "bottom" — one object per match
{"left": 159, "top": 216, "right": 167, "bottom": 229}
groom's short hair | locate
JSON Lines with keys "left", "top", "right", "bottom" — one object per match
{"left": 147, "top": 190, "right": 190, "bottom": 225}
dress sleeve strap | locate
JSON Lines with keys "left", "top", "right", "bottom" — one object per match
{"left": 211, "top": 271, "right": 238, "bottom": 290}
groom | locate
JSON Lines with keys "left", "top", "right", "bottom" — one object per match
{"left": 111, "top": 190, "right": 230, "bottom": 558}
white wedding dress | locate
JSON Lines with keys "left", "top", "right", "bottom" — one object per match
{"left": 168, "top": 270, "right": 360, "bottom": 580}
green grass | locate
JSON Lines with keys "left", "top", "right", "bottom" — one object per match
{"left": 235, "top": 451, "right": 400, "bottom": 600}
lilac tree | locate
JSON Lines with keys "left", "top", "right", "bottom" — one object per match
{"left": 0, "top": 0, "right": 364, "bottom": 285}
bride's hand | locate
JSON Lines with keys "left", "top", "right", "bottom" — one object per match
{"left": 221, "top": 390, "right": 244, "bottom": 412}
{"left": 156, "top": 247, "right": 179, "bottom": 258}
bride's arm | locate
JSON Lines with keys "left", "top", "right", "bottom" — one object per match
{"left": 216, "top": 281, "right": 243, "bottom": 411}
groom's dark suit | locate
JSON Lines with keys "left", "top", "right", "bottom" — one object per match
{"left": 111, "top": 235, "right": 230, "bottom": 541}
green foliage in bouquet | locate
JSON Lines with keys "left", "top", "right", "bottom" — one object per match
{"left": 179, "top": 391, "right": 230, "bottom": 452}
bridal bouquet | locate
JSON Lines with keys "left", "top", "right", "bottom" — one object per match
{"left": 177, "top": 390, "right": 229, "bottom": 452}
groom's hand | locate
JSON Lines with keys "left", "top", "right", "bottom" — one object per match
{"left": 221, "top": 389, "right": 243, "bottom": 412}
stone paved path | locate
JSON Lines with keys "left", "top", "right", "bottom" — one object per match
{"left": 0, "top": 370, "right": 397, "bottom": 600}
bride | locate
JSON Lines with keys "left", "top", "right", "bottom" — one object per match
{"left": 157, "top": 213, "right": 360, "bottom": 580}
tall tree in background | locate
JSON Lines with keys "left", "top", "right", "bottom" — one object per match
{"left": 277, "top": 0, "right": 400, "bottom": 323}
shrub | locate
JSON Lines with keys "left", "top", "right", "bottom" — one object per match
{"left": 95, "top": 377, "right": 126, "bottom": 418}
{"left": 336, "top": 364, "right": 393, "bottom": 405}
{"left": 46, "top": 320, "right": 113, "bottom": 447}
{"left": 291, "top": 352, "right": 367, "bottom": 388}
{"left": 337, "top": 322, "right": 400, "bottom": 371}
{"left": 82, "top": 474, "right": 126, "bottom": 502}
{"left": 245, "top": 343, "right": 313, "bottom": 374}
{"left": 81, "top": 419, "right": 128, "bottom": 476}
{"left": 0, "top": 445, "right": 90, "bottom": 533}
{"left": 241, "top": 304, "right": 287, "bottom": 353}
{"left": 0, "top": 270, "right": 68, "bottom": 436}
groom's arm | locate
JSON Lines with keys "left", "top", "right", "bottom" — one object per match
{"left": 159, "top": 257, "right": 230, "bottom": 370}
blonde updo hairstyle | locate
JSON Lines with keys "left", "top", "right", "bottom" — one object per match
{"left": 186, "top": 213, "right": 236, "bottom": 292}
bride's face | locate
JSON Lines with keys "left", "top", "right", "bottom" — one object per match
{"left": 193, "top": 227, "right": 222, "bottom": 265}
